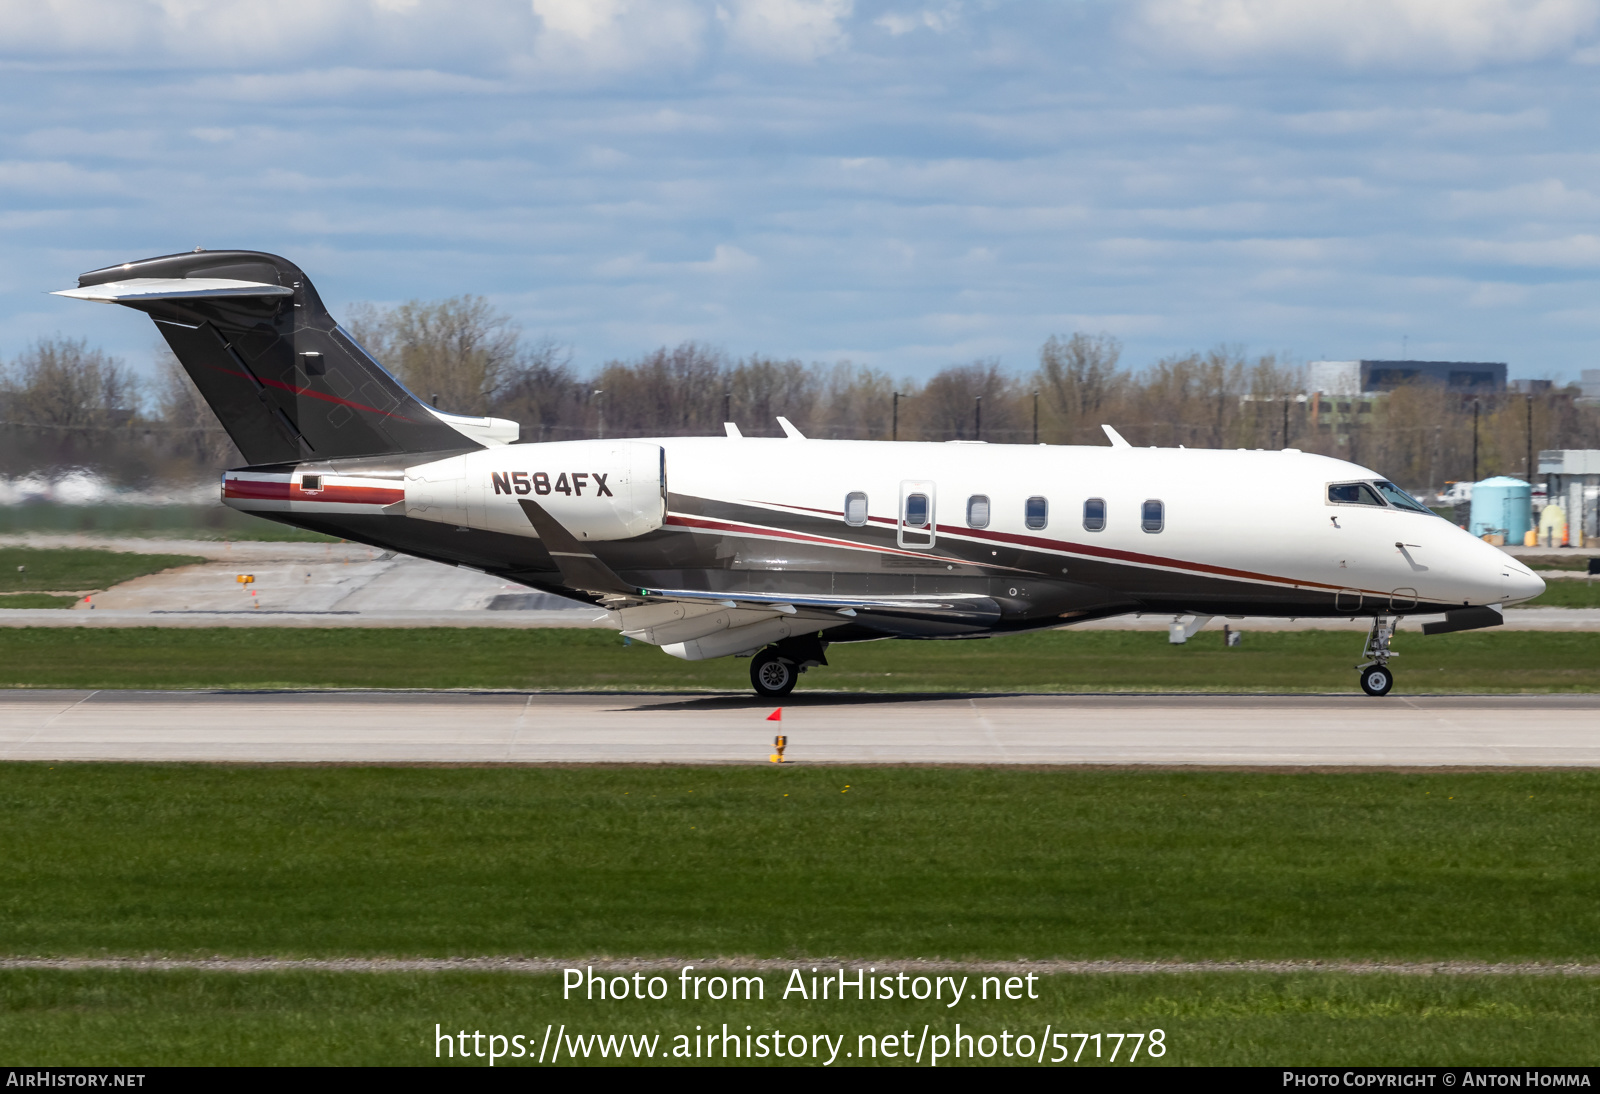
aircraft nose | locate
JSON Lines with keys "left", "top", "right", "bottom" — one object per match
{"left": 1504, "top": 565, "right": 1545, "bottom": 605}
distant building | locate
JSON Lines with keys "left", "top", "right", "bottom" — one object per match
{"left": 1580, "top": 369, "right": 1600, "bottom": 405}
{"left": 1307, "top": 360, "right": 1507, "bottom": 396}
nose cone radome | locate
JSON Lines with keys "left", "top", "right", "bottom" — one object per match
{"left": 1504, "top": 564, "right": 1546, "bottom": 605}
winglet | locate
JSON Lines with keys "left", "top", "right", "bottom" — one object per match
{"left": 516, "top": 497, "right": 636, "bottom": 596}
{"left": 1102, "top": 424, "right": 1131, "bottom": 448}
{"left": 724, "top": 422, "right": 743, "bottom": 438}
{"left": 776, "top": 416, "right": 806, "bottom": 440}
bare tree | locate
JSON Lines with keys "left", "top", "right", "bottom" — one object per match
{"left": 911, "top": 360, "right": 1021, "bottom": 441}
{"left": 490, "top": 338, "right": 579, "bottom": 442}
{"left": 591, "top": 342, "right": 727, "bottom": 437}
{"left": 345, "top": 296, "right": 522, "bottom": 415}
{"left": 1035, "top": 333, "right": 1123, "bottom": 444}
{"left": 152, "top": 346, "right": 240, "bottom": 465}
{"left": 814, "top": 362, "right": 899, "bottom": 439}
{"left": 1, "top": 337, "right": 141, "bottom": 431}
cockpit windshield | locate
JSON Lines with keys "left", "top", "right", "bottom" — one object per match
{"left": 1373, "top": 481, "right": 1433, "bottom": 514}
{"left": 1328, "top": 482, "right": 1385, "bottom": 506}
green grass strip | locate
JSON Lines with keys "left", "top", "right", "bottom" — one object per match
{"left": 0, "top": 594, "right": 80, "bottom": 609}
{"left": 0, "top": 547, "right": 205, "bottom": 594}
{"left": 1514, "top": 580, "right": 1600, "bottom": 608}
{"left": 2, "top": 766, "right": 1598, "bottom": 962}
{"left": 0, "top": 627, "right": 1595, "bottom": 692}
{"left": 1, "top": 969, "right": 1597, "bottom": 1066}
{"left": 0, "top": 504, "right": 335, "bottom": 541}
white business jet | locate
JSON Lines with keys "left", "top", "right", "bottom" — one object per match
{"left": 55, "top": 251, "right": 1544, "bottom": 697}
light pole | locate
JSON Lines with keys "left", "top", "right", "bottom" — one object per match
{"left": 1472, "top": 398, "right": 1480, "bottom": 482}
{"left": 1526, "top": 393, "right": 1534, "bottom": 484}
{"left": 974, "top": 396, "right": 982, "bottom": 441}
{"left": 593, "top": 389, "right": 605, "bottom": 440}
{"left": 892, "top": 392, "right": 903, "bottom": 442}
{"left": 723, "top": 391, "right": 731, "bottom": 424}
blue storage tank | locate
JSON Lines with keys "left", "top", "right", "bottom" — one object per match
{"left": 1468, "top": 476, "right": 1532, "bottom": 542}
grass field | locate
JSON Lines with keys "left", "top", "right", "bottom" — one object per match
{"left": 2, "top": 765, "right": 1597, "bottom": 961}
{"left": 1515, "top": 579, "right": 1600, "bottom": 608}
{"left": 3, "top": 969, "right": 1596, "bottom": 1066}
{"left": 1519, "top": 555, "right": 1598, "bottom": 572}
{"left": 0, "top": 626, "right": 1595, "bottom": 692}
{"left": 4, "top": 765, "right": 1600, "bottom": 1066}
{"left": 0, "top": 547, "right": 204, "bottom": 604}
{"left": 0, "top": 502, "right": 335, "bottom": 541}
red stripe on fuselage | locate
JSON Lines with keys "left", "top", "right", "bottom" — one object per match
{"left": 738, "top": 499, "right": 1374, "bottom": 597}
{"left": 665, "top": 513, "right": 961, "bottom": 563}
{"left": 224, "top": 478, "right": 402, "bottom": 505}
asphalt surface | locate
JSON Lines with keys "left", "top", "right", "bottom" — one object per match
{"left": 3, "top": 691, "right": 1597, "bottom": 766}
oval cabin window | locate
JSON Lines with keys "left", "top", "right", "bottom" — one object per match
{"left": 844, "top": 491, "right": 868, "bottom": 527}
{"left": 1141, "top": 499, "right": 1164, "bottom": 533}
{"left": 905, "top": 493, "right": 930, "bottom": 528}
{"left": 1083, "top": 497, "right": 1105, "bottom": 531}
{"left": 966, "top": 495, "right": 990, "bottom": 529}
{"left": 1024, "top": 496, "right": 1048, "bottom": 530}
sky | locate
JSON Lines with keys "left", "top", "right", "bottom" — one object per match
{"left": 4, "top": 0, "right": 1600, "bottom": 385}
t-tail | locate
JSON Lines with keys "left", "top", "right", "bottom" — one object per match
{"left": 54, "top": 249, "right": 515, "bottom": 464}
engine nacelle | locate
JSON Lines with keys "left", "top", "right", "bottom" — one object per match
{"left": 404, "top": 439, "right": 664, "bottom": 541}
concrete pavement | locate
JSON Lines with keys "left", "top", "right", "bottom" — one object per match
{"left": 3, "top": 691, "right": 1596, "bottom": 766}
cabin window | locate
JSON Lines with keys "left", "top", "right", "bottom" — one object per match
{"left": 1024, "top": 496, "right": 1048, "bottom": 530}
{"left": 1328, "top": 482, "right": 1385, "bottom": 507}
{"left": 844, "top": 491, "right": 868, "bottom": 526}
{"left": 905, "top": 493, "right": 930, "bottom": 528}
{"left": 1373, "top": 481, "right": 1431, "bottom": 513}
{"left": 1083, "top": 497, "right": 1106, "bottom": 532}
{"left": 301, "top": 475, "right": 322, "bottom": 493}
{"left": 1141, "top": 499, "right": 1164, "bottom": 533}
{"left": 966, "top": 495, "right": 990, "bottom": 529}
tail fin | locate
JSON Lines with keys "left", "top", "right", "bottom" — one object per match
{"left": 55, "top": 249, "right": 486, "bottom": 465}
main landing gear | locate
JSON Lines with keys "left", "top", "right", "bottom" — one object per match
{"left": 1357, "top": 616, "right": 1397, "bottom": 697}
{"left": 750, "top": 649, "right": 797, "bottom": 699}
{"left": 748, "top": 635, "right": 830, "bottom": 699}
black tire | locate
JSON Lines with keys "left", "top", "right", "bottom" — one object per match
{"left": 1360, "top": 665, "right": 1394, "bottom": 697}
{"left": 750, "top": 649, "right": 797, "bottom": 698}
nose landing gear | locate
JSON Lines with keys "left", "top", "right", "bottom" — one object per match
{"left": 1357, "top": 616, "right": 1397, "bottom": 696}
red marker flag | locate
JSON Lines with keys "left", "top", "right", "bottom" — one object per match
{"left": 766, "top": 708, "right": 782, "bottom": 722}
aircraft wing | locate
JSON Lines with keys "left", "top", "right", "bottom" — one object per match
{"left": 517, "top": 496, "right": 1001, "bottom": 637}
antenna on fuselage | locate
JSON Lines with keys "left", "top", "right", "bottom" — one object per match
{"left": 776, "top": 417, "right": 806, "bottom": 440}
{"left": 1102, "top": 424, "right": 1132, "bottom": 448}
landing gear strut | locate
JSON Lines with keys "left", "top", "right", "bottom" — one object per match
{"left": 1357, "top": 616, "right": 1397, "bottom": 697}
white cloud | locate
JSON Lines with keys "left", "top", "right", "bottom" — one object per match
{"left": 531, "top": 0, "right": 624, "bottom": 40}
{"left": 875, "top": 4, "right": 957, "bottom": 36}
{"left": 1133, "top": 0, "right": 1600, "bottom": 70}
{"left": 717, "top": 0, "right": 852, "bottom": 60}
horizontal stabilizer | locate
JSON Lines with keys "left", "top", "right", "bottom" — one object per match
{"left": 1421, "top": 605, "right": 1504, "bottom": 636}
{"left": 53, "top": 278, "right": 293, "bottom": 303}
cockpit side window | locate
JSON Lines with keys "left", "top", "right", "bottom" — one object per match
{"left": 1373, "top": 481, "right": 1433, "bottom": 514}
{"left": 1328, "top": 482, "right": 1385, "bottom": 507}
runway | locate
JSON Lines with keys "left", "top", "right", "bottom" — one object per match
{"left": 3, "top": 691, "right": 1598, "bottom": 767}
